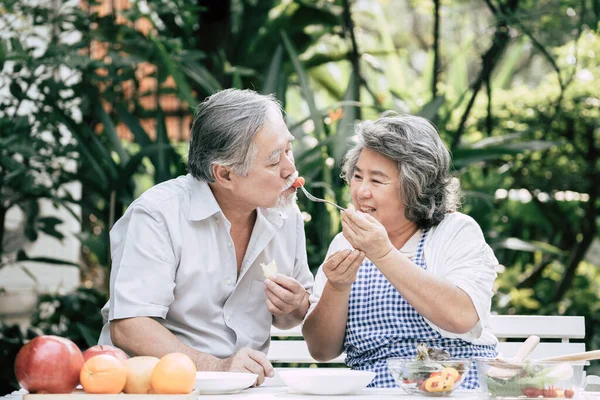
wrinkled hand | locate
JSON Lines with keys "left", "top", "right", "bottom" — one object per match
{"left": 217, "top": 348, "right": 274, "bottom": 386}
{"left": 341, "top": 204, "right": 394, "bottom": 261}
{"left": 323, "top": 249, "right": 365, "bottom": 292}
{"left": 264, "top": 274, "right": 307, "bottom": 316}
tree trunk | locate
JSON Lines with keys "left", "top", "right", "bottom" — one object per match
{"left": 551, "top": 227, "right": 596, "bottom": 303}
{"left": 196, "top": 0, "right": 231, "bottom": 87}
{"left": 486, "top": 78, "right": 493, "bottom": 136}
{"left": 551, "top": 127, "right": 599, "bottom": 302}
{"left": 341, "top": 0, "right": 361, "bottom": 120}
{"left": 451, "top": 0, "right": 519, "bottom": 150}
{"left": 0, "top": 207, "right": 6, "bottom": 256}
{"left": 431, "top": 0, "right": 440, "bottom": 97}
{"left": 517, "top": 258, "right": 552, "bottom": 288}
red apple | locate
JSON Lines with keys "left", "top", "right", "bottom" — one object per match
{"left": 15, "top": 335, "right": 84, "bottom": 394}
{"left": 83, "top": 345, "right": 128, "bottom": 363}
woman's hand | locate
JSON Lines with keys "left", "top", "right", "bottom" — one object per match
{"left": 323, "top": 249, "right": 365, "bottom": 292}
{"left": 341, "top": 204, "right": 394, "bottom": 262}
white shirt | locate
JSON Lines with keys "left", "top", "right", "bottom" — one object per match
{"left": 98, "top": 174, "right": 314, "bottom": 357}
{"left": 307, "top": 212, "right": 498, "bottom": 346}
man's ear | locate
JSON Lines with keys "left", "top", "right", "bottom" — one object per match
{"left": 213, "top": 164, "right": 233, "bottom": 187}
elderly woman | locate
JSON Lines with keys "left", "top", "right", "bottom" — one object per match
{"left": 302, "top": 113, "right": 498, "bottom": 388}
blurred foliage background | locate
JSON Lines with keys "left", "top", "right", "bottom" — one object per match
{"left": 1, "top": 0, "right": 599, "bottom": 393}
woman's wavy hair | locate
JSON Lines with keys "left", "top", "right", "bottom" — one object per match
{"left": 341, "top": 112, "right": 461, "bottom": 229}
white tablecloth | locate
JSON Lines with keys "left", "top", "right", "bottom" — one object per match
{"left": 1, "top": 387, "right": 490, "bottom": 399}
{"left": 4, "top": 385, "right": 599, "bottom": 399}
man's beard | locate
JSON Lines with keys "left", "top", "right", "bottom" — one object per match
{"left": 274, "top": 172, "right": 299, "bottom": 208}
{"left": 275, "top": 190, "right": 297, "bottom": 208}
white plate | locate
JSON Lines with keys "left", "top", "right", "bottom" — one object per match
{"left": 194, "top": 371, "right": 258, "bottom": 394}
{"left": 279, "top": 369, "right": 376, "bottom": 395}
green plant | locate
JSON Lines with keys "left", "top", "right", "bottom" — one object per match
{"left": 30, "top": 287, "right": 106, "bottom": 350}
{"left": 0, "top": 324, "right": 39, "bottom": 396}
{"left": 0, "top": 287, "right": 105, "bottom": 396}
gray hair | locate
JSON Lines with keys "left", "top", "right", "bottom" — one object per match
{"left": 341, "top": 113, "right": 461, "bottom": 228}
{"left": 188, "top": 88, "right": 282, "bottom": 182}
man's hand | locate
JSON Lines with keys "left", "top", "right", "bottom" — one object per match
{"left": 264, "top": 274, "right": 307, "bottom": 316}
{"left": 322, "top": 249, "right": 365, "bottom": 292}
{"left": 216, "top": 348, "right": 274, "bottom": 386}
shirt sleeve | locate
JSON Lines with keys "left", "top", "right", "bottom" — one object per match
{"left": 427, "top": 213, "right": 498, "bottom": 339}
{"left": 108, "top": 204, "right": 177, "bottom": 321}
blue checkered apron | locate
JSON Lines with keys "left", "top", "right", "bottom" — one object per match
{"left": 343, "top": 229, "right": 497, "bottom": 388}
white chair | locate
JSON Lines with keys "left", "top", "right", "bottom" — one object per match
{"left": 268, "top": 315, "right": 586, "bottom": 365}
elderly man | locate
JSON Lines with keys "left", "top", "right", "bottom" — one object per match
{"left": 98, "top": 89, "right": 313, "bottom": 384}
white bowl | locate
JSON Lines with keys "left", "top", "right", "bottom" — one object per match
{"left": 278, "top": 369, "right": 376, "bottom": 395}
{"left": 194, "top": 371, "right": 257, "bottom": 394}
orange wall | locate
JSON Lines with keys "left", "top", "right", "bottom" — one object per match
{"left": 87, "top": 0, "right": 192, "bottom": 142}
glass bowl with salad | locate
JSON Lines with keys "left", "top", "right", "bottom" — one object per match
{"left": 476, "top": 359, "right": 588, "bottom": 399}
{"left": 387, "top": 344, "right": 471, "bottom": 396}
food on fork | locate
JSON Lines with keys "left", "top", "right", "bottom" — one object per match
{"left": 261, "top": 260, "right": 278, "bottom": 279}
{"left": 292, "top": 176, "right": 305, "bottom": 189}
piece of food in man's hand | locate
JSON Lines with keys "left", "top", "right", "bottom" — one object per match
{"left": 260, "top": 260, "right": 278, "bottom": 278}
{"left": 291, "top": 176, "right": 305, "bottom": 189}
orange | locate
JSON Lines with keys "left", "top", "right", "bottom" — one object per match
{"left": 150, "top": 353, "right": 196, "bottom": 394}
{"left": 123, "top": 356, "right": 160, "bottom": 394}
{"left": 80, "top": 354, "right": 127, "bottom": 394}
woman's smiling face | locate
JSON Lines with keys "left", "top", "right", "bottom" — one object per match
{"left": 349, "top": 148, "right": 406, "bottom": 231}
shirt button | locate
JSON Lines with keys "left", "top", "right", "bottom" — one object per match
{"left": 215, "top": 217, "right": 220, "bottom": 224}
{"left": 227, "top": 241, "right": 232, "bottom": 247}
{"left": 226, "top": 279, "right": 232, "bottom": 285}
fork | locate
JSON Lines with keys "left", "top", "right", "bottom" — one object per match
{"left": 298, "top": 185, "right": 345, "bottom": 211}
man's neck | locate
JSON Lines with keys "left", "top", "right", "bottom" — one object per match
{"left": 208, "top": 183, "right": 257, "bottom": 229}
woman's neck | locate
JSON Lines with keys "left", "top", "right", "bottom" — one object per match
{"left": 387, "top": 221, "right": 420, "bottom": 250}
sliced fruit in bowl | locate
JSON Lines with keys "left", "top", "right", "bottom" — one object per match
{"left": 388, "top": 358, "right": 471, "bottom": 396}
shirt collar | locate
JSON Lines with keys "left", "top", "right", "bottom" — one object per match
{"left": 188, "top": 175, "right": 222, "bottom": 221}
{"left": 187, "top": 174, "right": 290, "bottom": 229}
{"left": 257, "top": 206, "right": 288, "bottom": 230}
{"left": 398, "top": 229, "right": 423, "bottom": 259}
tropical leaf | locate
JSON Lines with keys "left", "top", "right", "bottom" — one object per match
{"left": 116, "top": 105, "right": 152, "bottom": 148}
{"left": 310, "top": 66, "right": 345, "bottom": 100}
{"left": 150, "top": 35, "right": 197, "bottom": 107}
{"left": 470, "top": 132, "right": 532, "bottom": 148}
{"left": 232, "top": 70, "right": 242, "bottom": 89}
{"left": 118, "top": 143, "right": 177, "bottom": 191}
{"left": 180, "top": 63, "right": 222, "bottom": 95}
{"left": 76, "top": 322, "right": 100, "bottom": 347}
{"left": 371, "top": 3, "right": 405, "bottom": 93}
{"left": 493, "top": 38, "right": 527, "bottom": 89}
{"left": 333, "top": 71, "right": 360, "bottom": 163}
{"left": 491, "top": 237, "right": 565, "bottom": 256}
{"left": 16, "top": 250, "right": 80, "bottom": 268}
{"left": 447, "top": 43, "right": 469, "bottom": 96}
{"left": 417, "top": 95, "right": 446, "bottom": 122}
{"left": 280, "top": 30, "right": 325, "bottom": 141}
{"left": 154, "top": 107, "right": 171, "bottom": 184}
{"left": 95, "top": 102, "right": 130, "bottom": 164}
{"left": 54, "top": 109, "right": 111, "bottom": 189}
{"left": 263, "top": 45, "right": 284, "bottom": 95}
{"left": 453, "top": 140, "right": 556, "bottom": 168}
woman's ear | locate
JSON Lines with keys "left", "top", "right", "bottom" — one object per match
{"left": 213, "top": 164, "right": 233, "bottom": 188}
